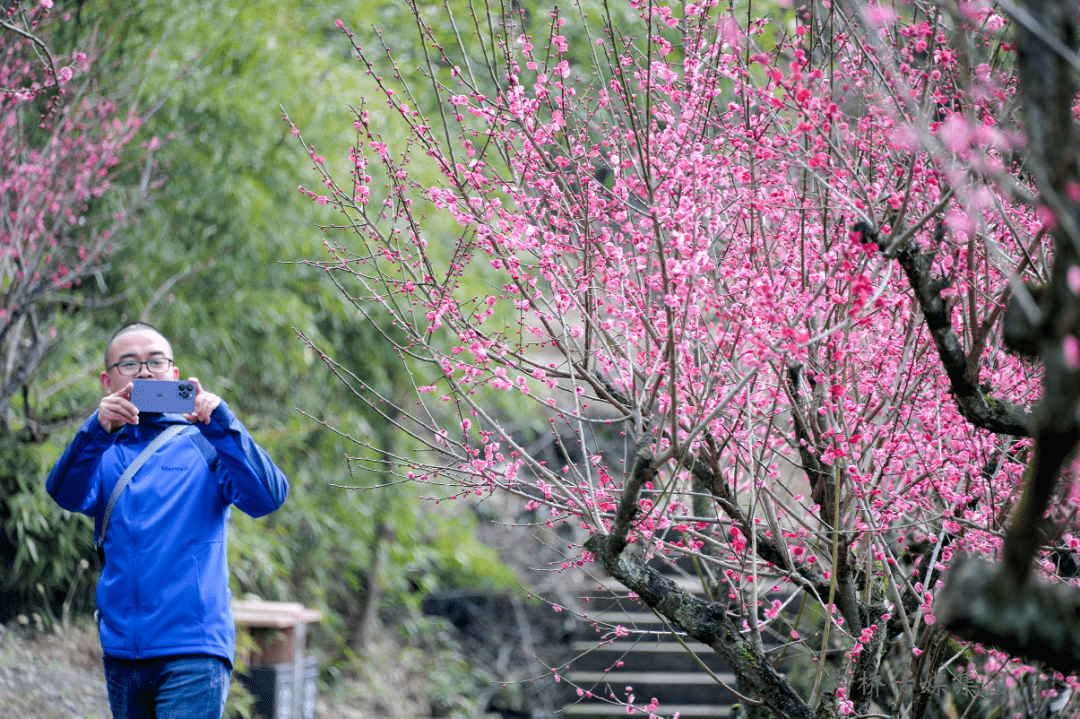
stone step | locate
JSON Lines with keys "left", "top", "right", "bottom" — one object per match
{"left": 578, "top": 575, "right": 712, "bottom": 601}
{"left": 578, "top": 609, "right": 678, "bottom": 628}
{"left": 570, "top": 641, "right": 731, "bottom": 673}
{"left": 578, "top": 586, "right": 794, "bottom": 616}
{"left": 566, "top": 670, "right": 742, "bottom": 707}
{"left": 575, "top": 617, "right": 795, "bottom": 654}
{"left": 560, "top": 559, "right": 797, "bottom": 719}
{"left": 563, "top": 702, "right": 733, "bottom": 718}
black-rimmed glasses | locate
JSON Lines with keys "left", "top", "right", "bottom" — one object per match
{"left": 108, "top": 358, "right": 175, "bottom": 376}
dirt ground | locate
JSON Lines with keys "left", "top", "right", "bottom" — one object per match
{"left": 0, "top": 620, "right": 111, "bottom": 719}
{"left": 0, "top": 619, "right": 429, "bottom": 719}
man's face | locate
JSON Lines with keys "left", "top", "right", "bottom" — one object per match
{"left": 100, "top": 329, "right": 180, "bottom": 394}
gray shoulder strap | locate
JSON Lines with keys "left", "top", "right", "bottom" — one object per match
{"left": 181, "top": 424, "right": 218, "bottom": 467}
{"left": 96, "top": 423, "right": 188, "bottom": 551}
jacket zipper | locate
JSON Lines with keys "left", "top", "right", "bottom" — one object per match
{"left": 132, "top": 439, "right": 140, "bottom": 659}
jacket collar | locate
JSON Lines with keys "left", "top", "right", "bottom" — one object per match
{"left": 118, "top": 413, "right": 190, "bottom": 442}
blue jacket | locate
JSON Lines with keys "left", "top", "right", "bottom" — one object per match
{"left": 46, "top": 401, "right": 288, "bottom": 666}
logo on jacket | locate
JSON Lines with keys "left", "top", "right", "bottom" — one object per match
{"left": 160, "top": 465, "right": 187, "bottom": 472}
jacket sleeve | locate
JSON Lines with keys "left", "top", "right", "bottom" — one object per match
{"left": 198, "top": 400, "right": 289, "bottom": 518}
{"left": 46, "top": 410, "right": 116, "bottom": 515}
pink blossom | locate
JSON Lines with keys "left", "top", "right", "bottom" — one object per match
{"left": 1064, "top": 336, "right": 1080, "bottom": 370}
{"left": 1068, "top": 266, "right": 1080, "bottom": 295}
{"left": 939, "top": 115, "right": 970, "bottom": 153}
{"left": 863, "top": 4, "right": 896, "bottom": 26}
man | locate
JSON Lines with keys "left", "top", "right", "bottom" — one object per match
{"left": 47, "top": 322, "right": 289, "bottom": 719}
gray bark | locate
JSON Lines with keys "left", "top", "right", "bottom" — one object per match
{"left": 886, "top": 233, "right": 1034, "bottom": 437}
{"left": 585, "top": 533, "right": 819, "bottom": 719}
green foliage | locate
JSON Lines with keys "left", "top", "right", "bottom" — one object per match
{"left": 226, "top": 416, "right": 517, "bottom": 670}
{"left": 0, "top": 429, "right": 98, "bottom": 622}
{"left": 397, "top": 614, "right": 504, "bottom": 719}
{"left": 224, "top": 678, "right": 257, "bottom": 719}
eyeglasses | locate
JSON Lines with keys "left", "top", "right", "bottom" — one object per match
{"left": 108, "top": 358, "right": 175, "bottom": 376}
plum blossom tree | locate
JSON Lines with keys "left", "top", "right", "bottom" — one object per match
{"left": 293, "top": 0, "right": 1080, "bottom": 715}
{"left": 1, "top": 0, "right": 145, "bottom": 436}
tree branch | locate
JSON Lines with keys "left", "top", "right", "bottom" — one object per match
{"left": 0, "top": 16, "right": 60, "bottom": 98}
{"left": 608, "top": 444, "right": 657, "bottom": 557}
{"left": 890, "top": 231, "right": 1034, "bottom": 436}
{"left": 585, "top": 533, "right": 819, "bottom": 719}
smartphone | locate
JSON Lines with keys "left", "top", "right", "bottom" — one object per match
{"left": 131, "top": 379, "right": 196, "bottom": 414}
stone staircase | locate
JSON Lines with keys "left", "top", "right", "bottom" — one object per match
{"left": 561, "top": 563, "right": 792, "bottom": 719}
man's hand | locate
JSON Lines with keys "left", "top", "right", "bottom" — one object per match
{"left": 98, "top": 382, "right": 138, "bottom": 433}
{"left": 181, "top": 377, "right": 221, "bottom": 425}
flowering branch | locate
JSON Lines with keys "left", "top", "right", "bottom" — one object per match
{"left": 295, "top": 0, "right": 1080, "bottom": 714}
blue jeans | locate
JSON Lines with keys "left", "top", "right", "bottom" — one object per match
{"left": 103, "top": 654, "right": 230, "bottom": 719}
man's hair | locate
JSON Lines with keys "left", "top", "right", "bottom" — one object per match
{"left": 104, "top": 322, "right": 171, "bottom": 368}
